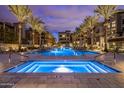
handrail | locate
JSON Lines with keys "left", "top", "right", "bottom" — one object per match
{"left": 94, "top": 52, "right": 108, "bottom": 59}
{"left": 94, "top": 52, "right": 117, "bottom": 64}
{"left": 8, "top": 52, "right": 29, "bottom": 63}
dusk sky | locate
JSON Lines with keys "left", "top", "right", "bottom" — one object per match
{"left": 0, "top": 5, "right": 124, "bottom": 41}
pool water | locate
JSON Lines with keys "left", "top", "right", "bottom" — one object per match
{"left": 30, "top": 47, "right": 99, "bottom": 56}
{"left": 6, "top": 60, "right": 120, "bottom": 73}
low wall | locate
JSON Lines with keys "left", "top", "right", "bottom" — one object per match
{"left": 0, "top": 43, "right": 19, "bottom": 51}
{"left": 0, "top": 43, "right": 40, "bottom": 51}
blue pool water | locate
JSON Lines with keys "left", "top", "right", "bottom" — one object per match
{"left": 30, "top": 47, "right": 99, "bottom": 56}
{"left": 6, "top": 60, "right": 120, "bottom": 73}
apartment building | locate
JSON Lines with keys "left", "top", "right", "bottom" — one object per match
{"left": 93, "top": 22, "right": 105, "bottom": 50}
{"left": 0, "top": 22, "right": 18, "bottom": 43}
{"left": 71, "top": 31, "right": 85, "bottom": 48}
{"left": 58, "top": 30, "right": 72, "bottom": 47}
{"left": 40, "top": 31, "right": 55, "bottom": 48}
{"left": 107, "top": 9, "right": 124, "bottom": 51}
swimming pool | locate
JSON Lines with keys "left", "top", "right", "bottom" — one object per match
{"left": 6, "top": 60, "right": 120, "bottom": 73}
{"left": 29, "top": 47, "right": 99, "bottom": 56}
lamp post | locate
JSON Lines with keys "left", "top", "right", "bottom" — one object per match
{"left": 113, "top": 45, "right": 117, "bottom": 64}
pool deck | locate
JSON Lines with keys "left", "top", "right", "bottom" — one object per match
{"left": 0, "top": 52, "right": 124, "bottom": 88}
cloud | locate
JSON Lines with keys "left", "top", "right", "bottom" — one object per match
{"left": 33, "top": 5, "right": 95, "bottom": 19}
{"left": 0, "top": 5, "right": 123, "bottom": 40}
{"left": 46, "top": 18, "right": 81, "bottom": 31}
{"left": 0, "top": 6, "right": 17, "bottom": 22}
{"left": 0, "top": 5, "right": 96, "bottom": 32}
{"left": 31, "top": 5, "right": 96, "bottom": 32}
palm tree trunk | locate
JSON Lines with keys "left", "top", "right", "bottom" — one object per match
{"left": 91, "top": 29, "right": 94, "bottom": 49}
{"left": 18, "top": 23, "right": 22, "bottom": 50}
{"left": 32, "top": 31, "right": 35, "bottom": 47}
{"left": 3, "top": 23, "right": 6, "bottom": 43}
{"left": 39, "top": 33, "right": 41, "bottom": 48}
{"left": 83, "top": 36, "right": 85, "bottom": 48}
{"left": 104, "top": 20, "right": 108, "bottom": 52}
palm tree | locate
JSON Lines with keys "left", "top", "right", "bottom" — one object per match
{"left": 35, "top": 21, "right": 45, "bottom": 47}
{"left": 79, "top": 23, "right": 89, "bottom": 48}
{"left": 27, "top": 16, "right": 41, "bottom": 47}
{"left": 74, "top": 27, "right": 81, "bottom": 48}
{"left": 47, "top": 33, "right": 55, "bottom": 46}
{"left": 8, "top": 5, "right": 32, "bottom": 50}
{"left": 94, "top": 5, "right": 117, "bottom": 51}
{"left": 83, "top": 16, "right": 99, "bottom": 49}
{"left": 71, "top": 32, "right": 77, "bottom": 48}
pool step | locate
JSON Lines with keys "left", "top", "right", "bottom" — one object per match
{"left": 90, "top": 63, "right": 107, "bottom": 73}
{"left": 17, "top": 63, "right": 34, "bottom": 72}
{"left": 25, "top": 65, "right": 39, "bottom": 72}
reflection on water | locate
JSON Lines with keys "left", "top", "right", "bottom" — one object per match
{"left": 30, "top": 47, "right": 99, "bottom": 56}
{"left": 53, "top": 65, "right": 73, "bottom": 73}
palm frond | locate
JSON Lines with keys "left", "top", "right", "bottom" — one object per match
{"left": 94, "top": 5, "right": 117, "bottom": 20}
{"left": 8, "top": 5, "right": 32, "bottom": 22}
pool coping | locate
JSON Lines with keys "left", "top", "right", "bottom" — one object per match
{"left": 26, "top": 48, "right": 100, "bottom": 57}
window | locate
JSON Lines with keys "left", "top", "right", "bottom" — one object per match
{"left": 112, "top": 21, "right": 116, "bottom": 24}
{"left": 107, "top": 25, "right": 110, "bottom": 28}
{"left": 59, "top": 35, "right": 62, "bottom": 37}
{"left": 122, "top": 27, "right": 124, "bottom": 32}
{"left": 62, "top": 35, "right": 65, "bottom": 38}
{"left": 122, "top": 19, "right": 124, "bottom": 24}
{"left": 112, "top": 23, "right": 116, "bottom": 27}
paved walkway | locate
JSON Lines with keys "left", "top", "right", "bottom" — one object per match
{"left": 0, "top": 52, "right": 124, "bottom": 88}
{"left": 0, "top": 73, "right": 124, "bottom": 88}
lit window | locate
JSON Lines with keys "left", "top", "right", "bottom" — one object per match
{"left": 62, "top": 35, "right": 65, "bottom": 38}
{"left": 112, "top": 21, "right": 116, "bottom": 24}
{"left": 112, "top": 24, "right": 116, "bottom": 27}
{"left": 107, "top": 25, "right": 110, "bottom": 28}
